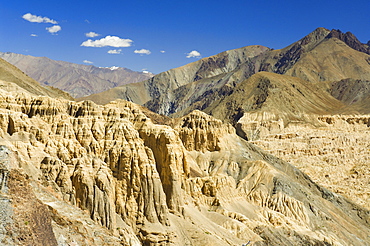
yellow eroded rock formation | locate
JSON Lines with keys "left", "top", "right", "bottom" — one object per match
{"left": 0, "top": 89, "right": 369, "bottom": 245}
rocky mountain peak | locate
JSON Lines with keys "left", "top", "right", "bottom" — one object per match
{"left": 269, "top": 28, "right": 331, "bottom": 75}
{"left": 326, "top": 29, "right": 370, "bottom": 54}
{"left": 299, "top": 27, "right": 330, "bottom": 46}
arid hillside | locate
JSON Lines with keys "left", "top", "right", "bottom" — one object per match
{"left": 80, "top": 45, "right": 269, "bottom": 109}
{"left": 82, "top": 28, "right": 370, "bottom": 120}
{"left": 0, "top": 57, "right": 72, "bottom": 100}
{"left": 0, "top": 52, "right": 153, "bottom": 98}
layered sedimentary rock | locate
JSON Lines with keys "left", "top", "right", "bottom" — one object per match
{"left": 0, "top": 94, "right": 174, "bottom": 245}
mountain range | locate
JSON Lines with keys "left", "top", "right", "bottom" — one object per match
{"left": 0, "top": 52, "right": 153, "bottom": 98}
{"left": 83, "top": 28, "right": 370, "bottom": 122}
{"left": 0, "top": 56, "right": 72, "bottom": 100}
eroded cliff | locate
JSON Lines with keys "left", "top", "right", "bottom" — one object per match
{"left": 0, "top": 88, "right": 369, "bottom": 245}
{"left": 251, "top": 115, "right": 370, "bottom": 210}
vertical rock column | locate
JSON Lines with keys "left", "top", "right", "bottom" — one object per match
{"left": 137, "top": 122, "right": 187, "bottom": 215}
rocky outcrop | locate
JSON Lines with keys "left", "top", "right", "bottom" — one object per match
{"left": 171, "top": 110, "right": 235, "bottom": 152}
{"left": 0, "top": 94, "right": 175, "bottom": 244}
{"left": 0, "top": 88, "right": 369, "bottom": 245}
{"left": 326, "top": 29, "right": 370, "bottom": 55}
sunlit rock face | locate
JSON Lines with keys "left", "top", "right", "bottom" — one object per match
{"left": 251, "top": 115, "right": 370, "bottom": 210}
{"left": 0, "top": 90, "right": 369, "bottom": 245}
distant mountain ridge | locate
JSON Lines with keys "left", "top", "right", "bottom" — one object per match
{"left": 0, "top": 57, "right": 72, "bottom": 100}
{"left": 83, "top": 28, "right": 370, "bottom": 120}
{"left": 326, "top": 29, "right": 370, "bottom": 55}
{"left": 81, "top": 45, "right": 270, "bottom": 112}
{"left": 0, "top": 52, "right": 154, "bottom": 98}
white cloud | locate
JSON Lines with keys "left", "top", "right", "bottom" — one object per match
{"left": 160, "top": 50, "right": 166, "bottom": 53}
{"left": 107, "top": 49, "right": 122, "bottom": 54}
{"left": 30, "top": 34, "right": 38, "bottom": 37}
{"left": 81, "top": 36, "right": 133, "bottom": 47}
{"left": 186, "top": 50, "right": 201, "bottom": 58}
{"left": 85, "top": 32, "right": 100, "bottom": 38}
{"left": 46, "top": 25, "right": 61, "bottom": 34}
{"left": 22, "top": 13, "right": 57, "bottom": 24}
{"left": 83, "top": 60, "right": 93, "bottom": 64}
{"left": 134, "top": 49, "right": 151, "bottom": 55}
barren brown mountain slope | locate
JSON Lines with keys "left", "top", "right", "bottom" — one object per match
{"left": 253, "top": 28, "right": 370, "bottom": 80}
{"left": 282, "top": 37, "right": 370, "bottom": 83}
{"left": 203, "top": 72, "right": 345, "bottom": 138}
{"left": 82, "top": 28, "right": 370, "bottom": 120}
{"left": 0, "top": 58, "right": 72, "bottom": 100}
{"left": 326, "top": 29, "right": 370, "bottom": 55}
{"left": 0, "top": 52, "right": 153, "bottom": 98}
{"left": 329, "top": 78, "right": 370, "bottom": 114}
{"left": 81, "top": 45, "right": 269, "bottom": 110}
{"left": 178, "top": 28, "right": 370, "bottom": 119}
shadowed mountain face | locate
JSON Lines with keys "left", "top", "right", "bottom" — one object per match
{"left": 326, "top": 29, "right": 370, "bottom": 55}
{"left": 80, "top": 45, "right": 270, "bottom": 110}
{"left": 82, "top": 28, "right": 370, "bottom": 120}
{"left": 0, "top": 52, "right": 153, "bottom": 98}
{"left": 330, "top": 78, "right": 370, "bottom": 114}
{"left": 204, "top": 72, "right": 345, "bottom": 124}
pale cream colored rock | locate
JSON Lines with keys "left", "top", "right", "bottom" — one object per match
{"left": 251, "top": 115, "right": 370, "bottom": 210}
{"left": 0, "top": 89, "right": 369, "bottom": 245}
{"left": 171, "top": 110, "right": 235, "bottom": 152}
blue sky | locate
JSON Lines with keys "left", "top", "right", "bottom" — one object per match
{"left": 1, "top": 0, "right": 369, "bottom": 74}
